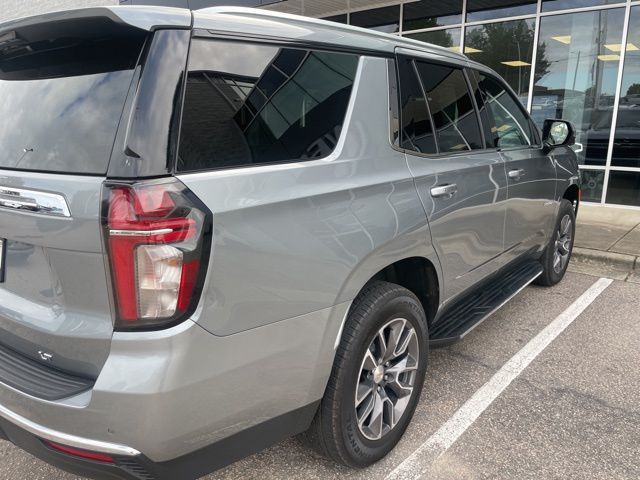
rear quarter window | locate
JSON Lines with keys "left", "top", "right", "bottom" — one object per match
{"left": 176, "top": 39, "right": 360, "bottom": 172}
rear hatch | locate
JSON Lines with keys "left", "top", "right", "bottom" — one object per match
{"left": 0, "top": 17, "right": 146, "bottom": 379}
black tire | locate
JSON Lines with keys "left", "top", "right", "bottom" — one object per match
{"left": 535, "top": 199, "right": 576, "bottom": 287}
{"left": 303, "top": 281, "right": 428, "bottom": 468}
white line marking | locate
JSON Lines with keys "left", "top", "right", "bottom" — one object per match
{"left": 386, "top": 277, "right": 613, "bottom": 480}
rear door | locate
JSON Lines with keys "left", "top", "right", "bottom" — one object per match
{"left": 471, "top": 70, "right": 557, "bottom": 261}
{"left": 396, "top": 53, "right": 508, "bottom": 303}
{"left": 0, "top": 21, "right": 146, "bottom": 378}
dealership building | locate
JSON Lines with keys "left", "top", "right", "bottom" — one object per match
{"left": 2, "top": 0, "right": 640, "bottom": 208}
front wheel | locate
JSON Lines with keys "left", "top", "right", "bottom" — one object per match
{"left": 303, "top": 281, "right": 428, "bottom": 468}
{"left": 536, "top": 199, "right": 576, "bottom": 286}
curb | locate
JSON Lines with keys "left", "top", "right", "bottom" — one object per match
{"left": 572, "top": 247, "right": 638, "bottom": 271}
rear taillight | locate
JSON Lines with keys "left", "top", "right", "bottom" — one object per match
{"left": 103, "top": 179, "right": 211, "bottom": 330}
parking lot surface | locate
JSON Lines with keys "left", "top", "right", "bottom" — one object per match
{"left": 2, "top": 269, "right": 639, "bottom": 480}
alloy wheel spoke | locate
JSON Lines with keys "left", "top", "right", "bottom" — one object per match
{"left": 386, "top": 359, "right": 415, "bottom": 398}
{"left": 366, "top": 390, "right": 384, "bottom": 439}
{"left": 357, "top": 392, "right": 375, "bottom": 427}
{"left": 383, "top": 319, "right": 406, "bottom": 362}
{"left": 356, "top": 380, "right": 374, "bottom": 407}
{"left": 362, "top": 349, "right": 378, "bottom": 372}
{"left": 382, "top": 396, "right": 396, "bottom": 429}
{"left": 355, "top": 318, "right": 420, "bottom": 441}
{"left": 375, "top": 330, "right": 387, "bottom": 363}
{"left": 394, "top": 328, "right": 415, "bottom": 359}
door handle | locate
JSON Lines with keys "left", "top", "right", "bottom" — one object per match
{"left": 430, "top": 184, "right": 458, "bottom": 198}
{"left": 508, "top": 169, "right": 526, "bottom": 180}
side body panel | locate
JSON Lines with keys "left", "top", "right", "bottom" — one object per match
{"left": 551, "top": 145, "right": 581, "bottom": 203}
{"left": 501, "top": 146, "right": 558, "bottom": 261}
{"left": 178, "top": 55, "right": 440, "bottom": 337}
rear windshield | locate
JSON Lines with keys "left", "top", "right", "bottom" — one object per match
{"left": 0, "top": 29, "right": 145, "bottom": 175}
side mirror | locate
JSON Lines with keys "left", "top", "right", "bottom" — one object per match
{"left": 542, "top": 119, "right": 576, "bottom": 154}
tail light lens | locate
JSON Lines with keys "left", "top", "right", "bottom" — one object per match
{"left": 103, "top": 179, "right": 212, "bottom": 330}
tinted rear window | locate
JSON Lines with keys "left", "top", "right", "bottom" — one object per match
{"left": 414, "top": 62, "right": 484, "bottom": 152}
{"left": 0, "top": 30, "right": 144, "bottom": 174}
{"left": 177, "top": 39, "right": 359, "bottom": 173}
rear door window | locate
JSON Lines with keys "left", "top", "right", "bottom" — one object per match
{"left": 414, "top": 62, "right": 484, "bottom": 153}
{"left": 473, "top": 71, "right": 533, "bottom": 149}
{"left": 0, "top": 30, "right": 144, "bottom": 174}
{"left": 396, "top": 55, "right": 437, "bottom": 154}
{"left": 177, "top": 39, "right": 359, "bottom": 172}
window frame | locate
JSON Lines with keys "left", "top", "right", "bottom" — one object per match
{"left": 469, "top": 68, "right": 542, "bottom": 150}
{"left": 175, "top": 32, "right": 367, "bottom": 174}
{"left": 392, "top": 53, "right": 490, "bottom": 158}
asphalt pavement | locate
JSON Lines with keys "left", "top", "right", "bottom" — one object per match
{"left": 1, "top": 267, "right": 639, "bottom": 480}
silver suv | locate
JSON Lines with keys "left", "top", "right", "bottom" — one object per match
{"left": 0, "top": 6, "right": 579, "bottom": 480}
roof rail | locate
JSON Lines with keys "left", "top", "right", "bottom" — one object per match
{"left": 195, "top": 6, "right": 466, "bottom": 60}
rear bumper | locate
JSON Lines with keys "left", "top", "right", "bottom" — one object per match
{"left": 0, "top": 399, "right": 319, "bottom": 480}
{"left": 0, "top": 400, "right": 139, "bottom": 456}
{"left": 0, "top": 304, "right": 347, "bottom": 478}
{"left": 0, "top": 413, "right": 144, "bottom": 480}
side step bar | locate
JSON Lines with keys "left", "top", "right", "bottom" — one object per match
{"left": 430, "top": 260, "right": 543, "bottom": 347}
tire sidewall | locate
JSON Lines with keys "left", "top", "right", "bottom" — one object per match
{"left": 546, "top": 200, "right": 576, "bottom": 283}
{"left": 339, "top": 293, "right": 428, "bottom": 466}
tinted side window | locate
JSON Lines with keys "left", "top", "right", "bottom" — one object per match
{"left": 397, "top": 56, "right": 437, "bottom": 154}
{"left": 466, "top": 70, "right": 496, "bottom": 147}
{"left": 474, "top": 72, "right": 532, "bottom": 149}
{"left": 415, "top": 62, "right": 484, "bottom": 152}
{"left": 177, "top": 39, "right": 359, "bottom": 172}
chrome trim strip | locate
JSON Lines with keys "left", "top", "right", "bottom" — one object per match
{"left": 0, "top": 187, "right": 71, "bottom": 218}
{"left": 0, "top": 402, "right": 141, "bottom": 456}
{"left": 109, "top": 228, "right": 173, "bottom": 237}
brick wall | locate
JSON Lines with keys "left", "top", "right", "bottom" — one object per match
{"left": 0, "top": 0, "right": 118, "bottom": 23}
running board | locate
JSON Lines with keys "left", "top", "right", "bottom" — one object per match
{"left": 429, "top": 260, "right": 543, "bottom": 347}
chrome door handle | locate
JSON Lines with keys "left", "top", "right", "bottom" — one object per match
{"left": 430, "top": 184, "right": 458, "bottom": 198}
{"left": 508, "top": 169, "right": 526, "bottom": 180}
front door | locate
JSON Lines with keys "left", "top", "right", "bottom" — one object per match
{"left": 471, "top": 70, "right": 557, "bottom": 262}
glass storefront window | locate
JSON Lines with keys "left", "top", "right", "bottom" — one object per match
{"left": 606, "top": 171, "right": 640, "bottom": 206}
{"left": 466, "top": 0, "right": 537, "bottom": 23}
{"left": 405, "top": 28, "right": 462, "bottom": 52}
{"left": 580, "top": 169, "right": 605, "bottom": 202}
{"left": 321, "top": 14, "right": 347, "bottom": 24}
{"left": 350, "top": 5, "right": 400, "bottom": 33}
{"left": 611, "top": 6, "right": 640, "bottom": 169}
{"left": 531, "top": 8, "right": 625, "bottom": 166}
{"left": 402, "top": 1, "right": 462, "bottom": 31}
{"left": 542, "top": 0, "right": 620, "bottom": 13}
{"left": 465, "top": 19, "right": 535, "bottom": 100}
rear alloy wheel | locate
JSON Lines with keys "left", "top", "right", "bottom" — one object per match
{"left": 536, "top": 199, "right": 576, "bottom": 286}
{"left": 303, "top": 281, "right": 428, "bottom": 468}
{"left": 356, "top": 318, "right": 419, "bottom": 441}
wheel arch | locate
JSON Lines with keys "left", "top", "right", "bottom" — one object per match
{"left": 337, "top": 256, "right": 441, "bottom": 336}
{"left": 563, "top": 183, "right": 580, "bottom": 214}
{"left": 364, "top": 257, "right": 440, "bottom": 326}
